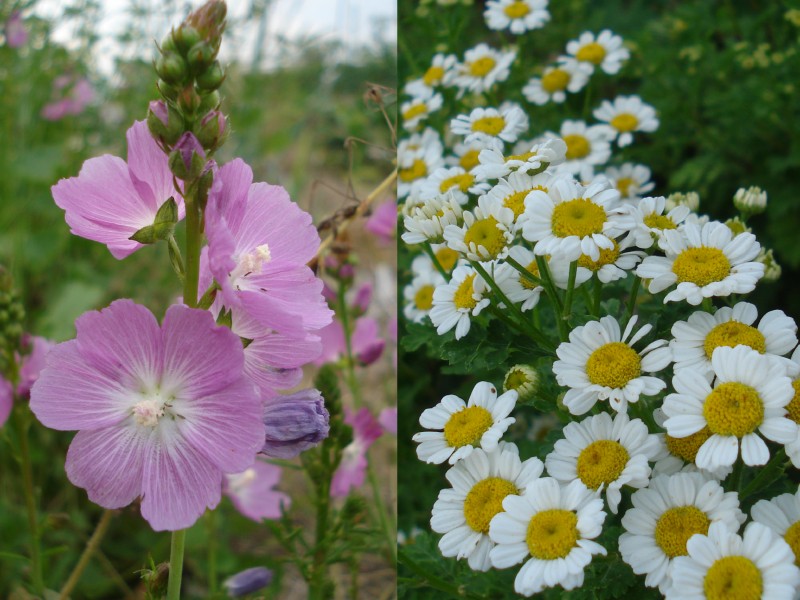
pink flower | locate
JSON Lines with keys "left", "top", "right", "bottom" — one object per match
{"left": 202, "top": 159, "right": 332, "bottom": 338}
{"left": 314, "top": 317, "right": 385, "bottom": 366}
{"left": 224, "top": 458, "right": 289, "bottom": 522}
{"left": 378, "top": 407, "right": 397, "bottom": 435}
{"left": 0, "top": 379, "right": 11, "bottom": 427}
{"left": 331, "top": 408, "right": 383, "bottom": 497}
{"left": 364, "top": 198, "right": 397, "bottom": 244}
{"left": 4, "top": 11, "right": 27, "bottom": 48}
{"left": 51, "top": 120, "right": 182, "bottom": 259}
{"left": 0, "top": 335, "right": 55, "bottom": 427}
{"left": 29, "top": 300, "right": 264, "bottom": 531}
{"left": 41, "top": 78, "right": 94, "bottom": 120}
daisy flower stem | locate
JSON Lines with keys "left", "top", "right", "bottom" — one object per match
{"left": 14, "top": 406, "right": 44, "bottom": 595}
{"left": 167, "top": 529, "right": 187, "bottom": 600}
{"left": 727, "top": 457, "right": 744, "bottom": 494}
{"left": 592, "top": 274, "right": 602, "bottom": 317}
{"left": 533, "top": 255, "right": 567, "bottom": 341}
{"left": 622, "top": 275, "right": 642, "bottom": 328}
{"left": 562, "top": 260, "right": 578, "bottom": 324}
{"left": 59, "top": 509, "right": 115, "bottom": 599}
{"left": 506, "top": 255, "right": 543, "bottom": 287}
{"left": 582, "top": 79, "right": 593, "bottom": 121}
{"left": 423, "top": 242, "right": 449, "bottom": 279}
{"left": 702, "top": 297, "right": 713, "bottom": 312}
{"left": 740, "top": 448, "right": 787, "bottom": 500}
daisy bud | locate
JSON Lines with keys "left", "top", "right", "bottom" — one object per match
{"left": 223, "top": 566, "right": 272, "bottom": 598}
{"left": 147, "top": 100, "right": 184, "bottom": 145}
{"left": 155, "top": 52, "right": 188, "bottom": 85}
{"left": 756, "top": 248, "right": 781, "bottom": 281}
{"left": 196, "top": 60, "right": 225, "bottom": 91}
{"left": 261, "top": 389, "right": 330, "bottom": 459}
{"left": 503, "top": 364, "right": 539, "bottom": 403}
{"left": 665, "top": 191, "right": 700, "bottom": 212}
{"left": 194, "top": 110, "right": 228, "bottom": 151}
{"left": 724, "top": 216, "right": 751, "bottom": 236}
{"left": 169, "top": 132, "right": 206, "bottom": 180}
{"left": 733, "top": 185, "right": 767, "bottom": 215}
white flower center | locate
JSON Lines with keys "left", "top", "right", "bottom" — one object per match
{"left": 231, "top": 243, "right": 272, "bottom": 287}
{"left": 227, "top": 468, "right": 257, "bottom": 493}
{"left": 133, "top": 399, "right": 165, "bottom": 427}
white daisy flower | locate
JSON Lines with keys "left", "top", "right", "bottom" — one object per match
{"left": 665, "top": 190, "right": 700, "bottom": 213}
{"left": 752, "top": 488, "right": 800, "bottom": 566}
{"left": 669, "top": 521, "right": 800, "bottom": 600}
{"left": 593, "top": 95, "right": 659, "bottom": 147}
{"left": 489, "top": 478, "right": 607, "bottom": 596}
{"left": 522, "top": 59, "right": 591, "bottom": 105}
{"left": 451, "top": 43, "right": 516, "bottom": 98}
{"left": 566, "top": 29, "right": 630, "bottom": 75}
{"left": 493, "top": 246, "right": 545, "bottom": 312}
{"left": 413, "top": 381, "right": 517, "bottom": 464}
{"left": 553, "top": 314, "right": 672, "bottom": 415}
{"left": 635, "top": 220, "right": 764, "bottom": 305}
{"left": 400, "top": 89, "right": 443, "bottom": 131}
{"left": 444, "top": 195, "right": 515, "bottom": 262}
{"left": 404, "top": 53, "right": 458, "bottom": 97}
{"left": 549, "top": 232, "right": 645, "bottom": 284}
{"left": 520, "top": 176, "right": 631, "bottom": 262}
{"left": 429, "top": 264, "right": 490, "bottom": 340}
{"left": 670, "top": 301, "right": 797, "bottom": 376}
{"left": 419, "top": 166, "right": 491, "bottom": 205}
{"left": 450, "top": 104, "right": 529, "bottom": 150}
{"left": 662, "top": 345, "right": 796, "bottom": 470}
{"left": 626, "top": 195, "right": 691, "bottom": 249}
{"left": 550, "top": 120, "right": 613, "bottom": 177}
{"left": 474, "top": 138, "right": 567, "bottom": 180}
{"left": 401, "top": 193, "right": 463, "bottom": 245}
{"left": 431, "top": 443, "right": 544, "bottom": 571}
{"left": 445, "top": 141, "right": 486, "bottom": 175}
{"left": 780, "top": 346, "right": 800, "bottom": 468}
{"left": 545, "top": 412, "right": 660, "bottom": 513}
{"left": 398, "top": 128, "right": 445, "bottom": 198}
{"left": 409, "top": 243, "right": 462, "bottom": 277}
{"left": 605, "top": 163, "right": 655, "bottom": 202}
{"left": 484, "top": 170, "right": 557, "bottom": 225}
{"left": 403, "top": 269, "right": 446, "bottom": 323}
{"left": 484, "top": 0, "right": 550, "bottom": 34}
{"left": 619, "top": 472, "right": 746, "bottom": 595}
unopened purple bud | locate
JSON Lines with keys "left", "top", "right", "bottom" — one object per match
{"left": 322, "top": 282, "right": 337, "bottom": 304}
{"left": 169, "top": 132, "right": 206, "bottom": 179}
{"left": 149, "top": 100, "right": 169, "bottom": 126}
{"left": 357, "top": 338, "right": 385, "bottom": 366}
{"left": 353, "top": 283, "right": 372, "bottom": 314}
{"left": 223, "top": 566, "right": 272, "bottom": 598}
{"left": 261, "top": 389, "right": 329, "bottom": 459}
{"left": 195, "top": 110, "right": 228, "bottom": 150}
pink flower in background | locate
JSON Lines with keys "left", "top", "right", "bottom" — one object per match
{"left": 30, "top": 300, "right": 264, "bottom": 531}
{"left": 331, "top": 408, "right": 383, "bottom": 497}
{"left": 4, "top": 11, "right": 27, "bottom": 48}
{"left": 0, "top": 335, "right": 55, "bottom": 427}
{"left": 51, "top": 120, "right": 181, "bottom": 259}
{"left": 0, "top": 379, "right": 11, "bottom": 427}
{"left": 202, "top": 159, "right": 332, "bottom": 338}
{"left": 365, "top": 199, "right": 397, "bottom": 244}
{"left": 353, "top": 283, "right": 372, "bottom": 315}
{"left": 224, "top": 458, "right": 290, "bottom": 521}
{"left": 41, "top": 78, "right": 95, "bottom": 121}
{"left": 314, "top": 317, "right": 385, "bottom": 366}
{"left": 379, "top": 407, "right": 397, "bottom": 435}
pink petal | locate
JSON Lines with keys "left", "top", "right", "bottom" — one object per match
{"left": 125, "top": 120, "right": 180, "bottom": 218}
{"left": 225, "top": 459, "right": 290, "bottom": 522}
{"left": 0, "top": 379, "right": 12, "bottom": 427}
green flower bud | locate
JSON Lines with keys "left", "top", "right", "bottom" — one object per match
{"left": 160, "top": 31, "right": 178, "bottom": 53}
{"left": 665, "top": 191, "right": 700, "bottom": 212}
{"left": 173, "top": 24, "right": 202, "bottom": 54}
{"left": 155, "top": 53, "right": 188, "bottom": 85}
{"left": 196, "top": 60, "right": 225, "bottom": 91}
{"left": 187, "top": 41, "right": 216, "bottom": 72}
{"left": 177, "top": 85, "right": 202, "bottom": 116}
{"left": 197, "top": 89, "right": 221, "bottom": 115}
{"left": 733, "top": 186, "right": 767, "bottom": 215}
{"left": 503, "top": 364, "right": 539, "bottom": 402}
{"left": 186, "top": 0, "right": 227, "bottom": 47}
{"left": 194, "top": 110, "right": 228, "bottom": 151}
{"left": 147, "top": 101, "right": 184, "bottom": 146}
{"left": 157, "top": 80, "right": 180, "bottom": 102}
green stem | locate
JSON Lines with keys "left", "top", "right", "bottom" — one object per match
{"left": 423, "top": 243, "right": 448, "bottom": 279}
{"left": 183, "top": 192, "right": 202, "bottom": 308}
{"left": 167, "top": 529, "right": 187, "bottom": 600}
{"left": 534, "top": 255, "right": 567, "bottom": 341}
{"left": 728, "top": 457, "right": 743, "bottom": 494}
{"left": 592, "top": 274, "right": 602, "bottom": 317}
{"left": 59, "top": 510, "right": 115, "bottom": 599}
{"left": 562, "top": 260, "right": 578, "bottom": 325}
{"left": 206, "top": 510, "right": 217, "bottom": 593}
{"left": 15, "top": 407, "right": 44, "bottom": 594}
{"left": 623, "top": 275, "right": 642, "bottom": 327}
{"left": 505, "top": 255, "right": 542, "bottom": 287}
{"left": 309, "top": 455, "right": 332, "bottom": 599}
{"left": 337, "top": 283, "right": 363, "bottom": 408}
{"left": 367, "top": 462, "right": 397, "bottom": 565}
{"left": 740, "top": 448, "right": 787, "bottom": 500}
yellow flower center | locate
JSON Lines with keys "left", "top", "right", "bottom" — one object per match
{"left": 459, "top": 149, "right": 481, "bottom": 172}
{"left": 463, "top": 477, "right": 519, "bottom": 533}
{"left": 551, "top": 198, "right": 606, "bottom": 238}
{"left": 576, "top": 42, "right": 607, "bottom": 65}
{"left": 616, "top": 177, "right": 634, "bottom": 197}
{"left": 423, "top": 65, "right": 445, "bottom": 87}
{"left": 503, "top": 189, "right": 533, "bottom": 220}
{"left": 703, "top": 382, "right": 764, "bottom": 437}
{"left": 439, "top": 173, "right": 474, "bottom": 194}
{"left": 399, "top": 159, "right": 427, "bottom": 183}
{"left": 526, "top": 509, "right": 579, "bottom": 560}
{"left": 610, "top": 113, "right": 639, "bottom": 132}
{"left": 578, "top": 240, "right": 620, "bottom": 271}
{"left": 414, "top": 284, "right": 434, "bottom": 310}
{"left": 703, "top": 321, "right": 766, "bottom": 359}
{"left": 469, "top": 56, "right": 497, "bottom": 77}
{"left": 505, "top": 368, "right": 531, "bottom": 391}
{"left": 435, "top": 247, "right": 459, "bottom": 272}
{"left": 586, "top": 342, "right": 641, "bottom": 389}
{"left": 443, "top": 405, "right": 493, "bottom": 448}
{"left": 463, "top": 216, "right": 507, "bottom": 258}
{"left": 576, "top": 439, "right": 630, "bottom": 490}
{"left": 453, "top": 273, "right": 477, "bottom": 310}
{"left": 654, "top": 506, "right": 710, "bottom": 558}
{"left": 786, "top": 380, "right": 800, "bottom": 423}
{"left": 402, "top": 103, "right": 428, "bottom": 121}
{"left": 665, "top": 427, "right": 712, "bottom": 463}
{"left": 672, "top": 247, "right": 731, "bottom": 287}
{"left": 563, "top": 134, "right": 591, "bottom": 159}
{"left": 471, "top": 116, "right": 506, "bottom": 136}
{"left": 703, "top": 556, "right": 762, "bottom": 600}
{"left": 784, "top": 521, "right": 800, "bottom": 566}
{"left": 643, "top": 213, "right": 677, "bottom": 230}
{"left": 504, "top": 1, "right": 531, "bottom": 18}
{"left": 520, "top": 260, "right": 541, "bottom": 290}
{"left": 506, "top": 150, "right": 537, "bottom": 162}
{"left": 541, "top": 68, "right": 571, "bottom": 93}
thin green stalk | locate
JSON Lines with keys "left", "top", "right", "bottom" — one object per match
{"left": 183, "top": 191, "right": 202, "bottom": 309}
{"left": 505, "top": 255, "right": 542, "bottom": 287}
{"left": 740, "top": 448, "right": 787, "bottom": 500}
{"left": 309, "top": 452, "right": 332, "bottom": 599}
{"left": 167, "top": 529, "right": 187, "bottom": 600}
{"left": 533, "top": 255, "right": 567, "bottom": 341}
{"left": 623, "top": 275, "right": 642, "bottom": 327}
{"left": 206, "top": 510, "right": 218, "bottom": 593}
{"left": 59, "top": 510, "right": 115, "bottom": 599}
{"left": 367, "top": 463, "right": 397, "bottom": 565}
{"left": 423, "top": 243, "right": 449, "bottom": 279}
{"left": 728, "top": 457, "right": 743, "bottom": 494}
{"left": 15, "top": 407, "right": 44, "bottom": 595}
{"left": 592, "top": 274, "right": 602, "bottom": 317}
{"left": 561, "top": 260, "right": 578, "bottom": 325}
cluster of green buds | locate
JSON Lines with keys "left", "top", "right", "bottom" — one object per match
{"left": 0, "top": 267, "right": 25, "bottom": 374}
{"left": 147, "top": 0, "right": 229, "bottom": 181}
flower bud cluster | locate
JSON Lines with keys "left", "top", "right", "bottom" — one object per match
{"left": 0, "top": 268, "right": 25, "bottom": 363}
{"left": 148, "top": 0, "right": 229, "bottom": 176}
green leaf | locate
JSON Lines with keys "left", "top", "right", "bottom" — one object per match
{"left": 129, "top": 225, "right": 157, "bottom": 244}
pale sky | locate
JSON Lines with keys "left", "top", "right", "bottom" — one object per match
{"left": 33, "top": 0, "right": 396, "bottom": 76}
